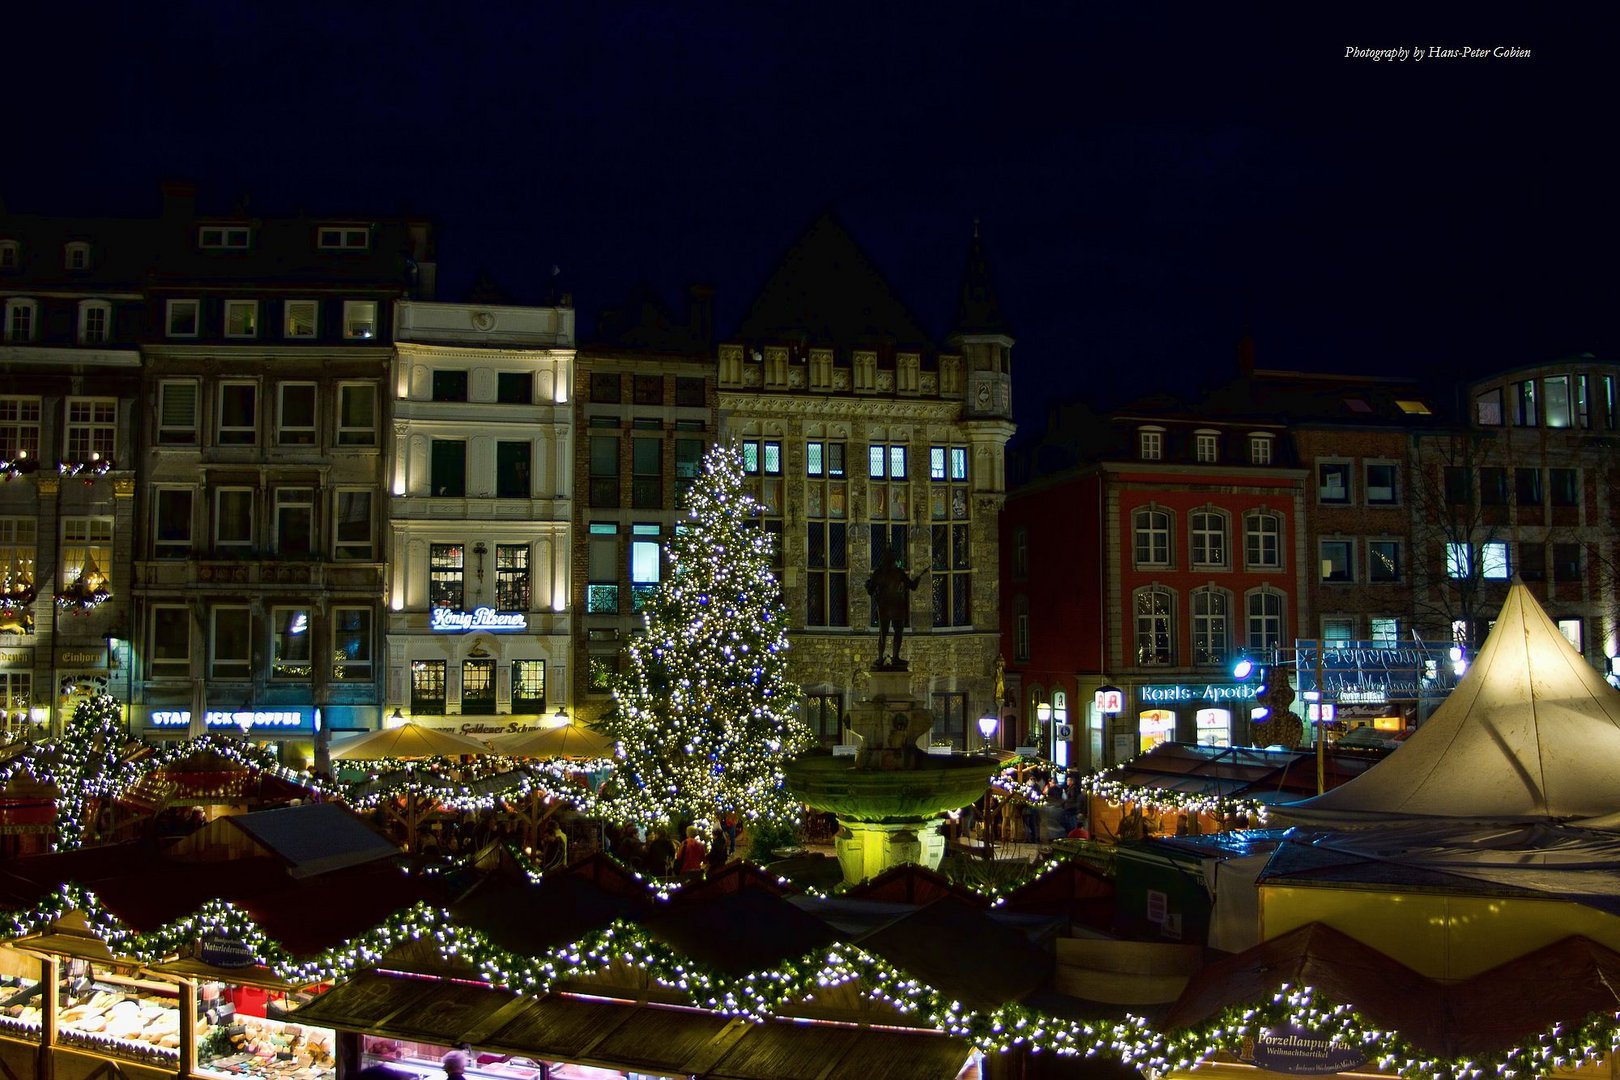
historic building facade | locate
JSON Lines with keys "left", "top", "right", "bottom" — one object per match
{"left": 717, "top": 217, "right": 1014, "bottom": 749}
{"left": 389, "top": 300, "right": 575, "bottom": 732}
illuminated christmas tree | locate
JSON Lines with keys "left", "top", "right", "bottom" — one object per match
{"left": 54, "top": 692, "right": 130, "bottom": 850}
{"left": 601, "top": 443, "right": 811, "bottom": 827}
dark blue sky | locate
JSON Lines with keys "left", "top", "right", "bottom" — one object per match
{"left": 10, "top": 3, "right": 1614, "bottom": 433}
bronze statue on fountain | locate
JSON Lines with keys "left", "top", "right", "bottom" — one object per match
{"left": 864, "top": 547, "right": 924, "bottom": 670}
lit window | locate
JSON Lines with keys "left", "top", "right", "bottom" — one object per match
{"left": 276, "top": 383, "right": 317, "bottom": 446}
{"left": 1395, "top": 399, "right": 1432, "bottom": 415}
{"left": 1134, "top": 586, "right": 1173, "bottom": 665}
{"left": 0, "top": 518, "right": 38, "bottom": 605}
{"left": 6, "top": 299, "right": 40, "bottom": 342}
{"left": 1370, "top": 618, "right": 1399, "bottom": 644}
{"left": 1320, "top": 540, "right": 1354, "bottom": 582}
{"left": 63, "top": 242, "right": 90, "bottom": 270}
{"left": 198, "top": 226, "right": 251, "bottom": 249}
{"left": 631, "top": 524, "right": 661, "bottom": 612}
{"left": 272, "top": 607, "right": 312, "bottom": 679}
{"left": 496, "top": 544, "right": 530, "bottom": 610}
{"left": 1556, "top": 618, "right": 1584, "bottom": 653}
{"left": 1322, "top": 617, "right": 1354, "bottom": 643}
{"left": 224, "top": 300, "right": 258, "bottom": 338}
{"left": 512, "top": 660, "right": 546, "bottom": 713}
{"left": 412, "top": 659, "right": 446, "bottom": 711}
{"left": 217, "top": 382, "right": 258, "bottom": 445}
{"left": 60, "top": 517, "right": 112, "bottom": 596}
{"left": 1195, "top": 708, "right": 1230, "bottom": 748}
{"left": 1482, "top": 541, "right": 1510, "bottom": 580}
{"left": 430, "top": 544, "right": 464, "bottom": 608}
{"left": 343, "top": 300, "right": 378, "bottom": 339}
{"left": 587, "top": 523, "right": 619, "bottom": 614}
{"left": 77, "top": 301, "right": 111, "bottom": 344}
{"left": 332, "top": 607, "right": 372, "bottom": 681}
{"left": 318, "top": 226, "right": 370, "bottom": 250}
{"left": 166, "top": 299, "right": 200, "bottom": 338}
{"left": 284, "top": 300, "right": 318, "bottom": 338}
{"left": 1318, "top": 462, "right": 1352, "bottom": 504}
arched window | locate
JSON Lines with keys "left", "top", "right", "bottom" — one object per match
{"left": 1244, "top": 510, "right": 1283, "bottom": 570}
{"left": 1191, "top": 586, "right": 1231, "bottom": 667}
{"left": 1133, "top": 506, "right": 1172, "bottom": 568}
{"left": 1245, "top": 587, "right": 1285, "bottom": 653}
{"left": 1134, "top": 585, "right": 1174, "bottom": 665}
{"left": 1190, "top": 507, "right": 1228, "bottom": 567}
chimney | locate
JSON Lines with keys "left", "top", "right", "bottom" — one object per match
{"left": 688, "top": 284, "right": 714, "bottom": 349}
{"left": 160, "top": 180, "right": 196, "bottom": 220}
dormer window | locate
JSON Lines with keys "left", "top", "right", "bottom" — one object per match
{"left": 318, "top": 226, "right": 370, "bottom": 250}
{"left": 1194, "top": 430, "right": 1219, "bottom": 463}
{"left": 1248, "top": 433, "right": 1274, "bottom": 465}
{"left": 199, "top": 226, "right": 252, "bottom": 249}
{"left": 78, "top": 300, "right": 112, "bottom": 344}
{"left": 0, "top": 240, "right": 18, "bottom": 269}
{"left": 1139, "top": 427, "right": 1164, "bottom": 461}
{"left": 64, "top": 242, "right": 91, "bottom": 271}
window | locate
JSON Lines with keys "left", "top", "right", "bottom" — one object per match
{"left": 277, "top": 383, "right": 317, "bottom": 446}
{"left": 1191, "top": 587, "right": 1230, "bottom": 667}
{"left": 1133, "top": 507, "right": 1171, "bottom": 567}
{"left": 224, "top": 300, "right": 258, "bottom": 338}
{"left": 1249, "top": 434, "right": 1273, "bottom": 465}
{"left": 1444, "top": 466, "right": 1471, "bottom": 505}
{"left": 675, "top": 376, "right": 705, "bottom": 407}
{"left": 430, "top": 370, "right": 468, "bottom": 403}
{"left": 512, "top": 660, "right": 546, "bottom": 713}
{"left": 1544, "top": 375, "right": 1573, "bottom": 428}
{"left": 0, "top": 240, "right": 16, "bottom": 269}
{"left": 806, "top": 512, "right": 849, "bottom": 627}
{"left": 1557, "top": 618, "right": 1584, "bottom": 653}
{"left": 214, "top": 488, "right": 254, "bottom": 551}
{"left": 1446, "top": 543, "right": 1471, "bottom": 579}
{"left": 78, "top": 301, "right": 111, "bottom": 344}
{"left": 1518, "top": 542, "right": 1546, "bottom": 582}
{"left": 4, "top": 299, "right": 38, "bottom": 342}
{"left": 271, "top": 607, "right": 312, "bottom": 678}
{"left": 1190, "top": 510, "right": 1227, "bottom": 567}
{"left": 60, "top": 518, "right": 112, "bottom": 596}
{"left": 587, "top": 523, "right": 619, "bottom": 614}
{"left": 429, "top": 544, "right": 464, "bottom": 607}
{"left": 589, "top": 434, "right": 620, "bottom": 507}
{"left": 411, "top": 659, "right": 446, "bottom": 711}
{"left": 1365, "top": 463, "right": 1399, "bottom": 505}
{"left": 496, "top": 441, "right": 532, "bottom": 499}
{"left": 631, "top": 524, "right": 661, "bottom": 612}
{"left": 1553, "top": 542, "right": 1582, "bottom": 583}
{"left": 1476, "top": 388, "right": 1504, "bottom": 426}
{"left": 1479, "top": 467, "right": 1508, "bottom": 505}
{"left": 1139, "top": 428, "right": 1163, "bottom": 461}
{"left": 198, "top": 226, "right": 251, "bottom": 249}
{"left": 1246, "top": 589, "right": 1284, "bottom": 653}
{"left": 805, "top": 693, "right": 843, "bottom": 743}
{"left": 806, "top": 441, "right": 847, "bottom": 478}
{"left": 0, "top": 397, "right": 41, "bottom": 459}
{"left": 1550, "top": 468, "right": 1579, "bottom": 507}
{"left": 63, "top": 242, "right": 90, "bottom": 270}
{"left": 1013, "top": 527, "right": 1029, "bottom": 580}
{"left": 336, "top": 383, "right": 377, "bottom": 446}
{"left": 462, "top": 659, "right": 496, "bottom": 715}
{"left": 1371, "top": 618, "right": 1399, "bottom": 644}
{"left": 1194, "top": 432, "right": 1219, "bottom": 463}
{"left": 274, "top": 487, "right": 313, "bottom": 556}
{"left": 0, "top": 518, "right": 37, "bottom": 603}
{"left": 867, "top": 443, "right": 906, "bottom": 479}
{"left": 497, "top": 372, "right": 532, "bottom": 404}
{"left": 343, "top": 301, "right": 379, "bottom": 340}
{"left": 210, "top": 607, "right": 252, "bottom": 680}
{"left": 149, "top": 606, "right": 191, "bottom": 679}
{"left": 1014, "top": 594, "right": 1030, "bottom": 660}
{"left": 64, "top": 398, "right": 116, "bottom": 460}
{"left": 166, "top": 299, "right": 199, "bottom": 338}
{"left": 1317, "top": 462, "right": 1351, "bottom": 505}
{"left": 1483, "top": 542, "right": 1510, "bottom": 580}
{"left": 0, "top": 673, "right": 30, "bottom": 729}
{"left": 1322, "top": 618, "right": 1354, "bottom": 643}
{"left": 430, "top": 440, "right": 467, "bottom": 497}
{"left": 1244, "top": 511, "right": 1282, "bottom": 569}
{"left": 1513, "top": 379, "right": 1537, "bottom": 426}
{"left": 633, "top": 375, "right": 663, "bottom": 405}
{"left": 1368, "top": 540, "right": 1402, "bottom": 583}
{"left": 931, "top": 692, "right": 967, "bottom": 749}
{"left": 632, "top": 437, "right": 662, "bottom": 509}
{"left": 1320, "top": 540, "right": 1353, "bottom": 583}
{"left": 1134, "top": 586, "right": 1173, "bottom": 665}
{"left": 1516, "top": 468, "right": 1543, "bottom": 507}
{"left": 496, "top": 544, "right": 530, "bottom": 611}
{"left": 332, "top": 607, "right": 371, "bottom": 681}
{"left": 283, "top": 300, "right": 318, "bottom": 339}
{"left": 1195, "top": 708, "right": 1231, "bottom": 749}
{"left": 318, "top": 227, "right": 370, "bottom": 250}
{"left": 334, "top": 490, "right": 373, "bottom": 560}
{"left": 217, "top": 382, "right": 257, "bottom": 445}
{"left": 590, "top": 372, "right": 621, "bottom": 403}
{"left": 675, "top": 437, "right": 704, "bottom": 502}
{"left": 153, "top": 490, "right": 193, "bottom": 559}
{"left": 930, "top": 519, "right": 971, "bottom": 627}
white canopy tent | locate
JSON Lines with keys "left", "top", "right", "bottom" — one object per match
{"left": 1275, "top": 584, "right": 1620, "bottom": 826}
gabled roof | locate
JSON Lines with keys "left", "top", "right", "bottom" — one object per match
{"left": 220, "top": 803, "right": 402, "bottom": 877}
{"left": 1276, "top": 584, "right": 1620, "bottom": 825}
{"left": 854, "top": 897, "right": 1053, "bottom": 1011}
{"left": 732, "top": 212, "right": 934, "bottom": 352}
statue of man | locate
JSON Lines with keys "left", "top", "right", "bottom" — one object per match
{"left": 865, "top": 547, "right": 924, "bottom": 667}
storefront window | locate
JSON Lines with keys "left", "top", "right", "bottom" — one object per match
{"left": 0, "top": 946, "right": 41, "bottom": 1036}
{"left": 55, "top": 960, "right": 180, "bottom": 1065}
{"left": 1195, "top": 707, "right": 1231, "bottom": 748}
{"left": 196, "top": 980, "right": 335, "bottom": 1079}
{"left": 1138, "top": 709, "right": 1175, "bottom": 754}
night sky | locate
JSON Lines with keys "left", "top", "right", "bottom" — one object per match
{"left": 10, "top": 3, "right": 1614, "bottom": 435}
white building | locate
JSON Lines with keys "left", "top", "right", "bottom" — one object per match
{"left": 389, "top": 301, "right": 575, "bottom": 732}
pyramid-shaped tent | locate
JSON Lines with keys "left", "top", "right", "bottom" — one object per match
{"left": 1275, "top": 584, "right": 1620, "bottom": 825}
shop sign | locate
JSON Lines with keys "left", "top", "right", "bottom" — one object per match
{"left": 149, "top": 707, "right": 316, "bottom": 732}
{"left": 1094, "top": 685, "right": 1125, "bottom": 713}
{"left": 429, "top": 606, "right": 528, "bottom": 633}
{"left": 55, "top": 645, "right": 107, "bottom": 668}
{"left": 199, "top": 936, "right": 257, "bottom": 969}
{"left": 1293, "top": 640, "right": 1460, "bottom": 701}
{"left": 1138, "top": 682, "right": 1256, "bottom": 706}
{"left": 0, "top": 646, "right": 33, "bottom": 669}
{"left": 1247, "top": 1025, "right": 1367, "bottom": 1074}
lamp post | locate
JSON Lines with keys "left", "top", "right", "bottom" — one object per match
{"left": 977, "top": 710, "right": 999, "bottom": 860}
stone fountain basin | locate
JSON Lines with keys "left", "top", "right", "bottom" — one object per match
{"left": 783, "top": 750, "right": 996, "bottom": 823}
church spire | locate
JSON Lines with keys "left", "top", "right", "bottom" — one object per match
{"left": 952, "top": 219, "right": 1011, "bottom": 340}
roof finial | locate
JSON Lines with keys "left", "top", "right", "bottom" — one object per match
{"left": 972, "top": 217, "right": 981, "bottom": 239}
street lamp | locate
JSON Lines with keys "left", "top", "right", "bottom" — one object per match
{"left": 976, "top": 710, "right": 1000, "bottom": 861}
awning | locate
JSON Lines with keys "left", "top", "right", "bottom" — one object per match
{"left": 292, "top": 972, "right": 974, "bottom": 1080}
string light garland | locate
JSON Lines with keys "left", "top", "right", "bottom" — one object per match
{"left": 0, "top": 453, "right": 39, "bottom": 481}
{"left": 1077, "top": 772, "right": 1271, "bottom": 825}
{"left": 597, "top": 442, "right": 812, "bottom": 828}
{"left": 57, "top": 454, "right": 115, "bottom": 482}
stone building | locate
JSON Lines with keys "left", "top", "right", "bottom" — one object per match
{"left": 717, "top": 216, "right": 1014, "bottom": 749}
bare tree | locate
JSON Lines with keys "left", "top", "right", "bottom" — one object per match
{"left": 1407, "top": 429, "right": 1513, "bottom": 654}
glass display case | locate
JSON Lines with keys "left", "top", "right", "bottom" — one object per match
{"left": 0, "top": 946, "right": 42, "bottom": 1037}
{"left": 195, "top": 980, "right": 336, "bottom": 1079}
{"left": 55, "top": 959, "right": 181, "bottom": 1066}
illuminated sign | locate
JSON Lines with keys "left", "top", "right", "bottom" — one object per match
{"left": 1094, "top": 686, "right": 1125, "bottom": 713}
{"left": 1246, "top": 1025, "right": 1367, "bottom": 1074}
{"left": 1293, "top": 640, "right": 1460, "bottom": 701}
{"left": 149, "top": 708, "right": 315, "bottom": 732}
{"left": 429, "top": 606, "right": 528, "bottom": 633}
{"left": 1138, "top": 683, "right": 1256, "bottom": 705}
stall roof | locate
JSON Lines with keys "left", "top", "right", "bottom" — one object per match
{"left": 292, "top": 971, "right": 973, "bottom": 1080}
{"left": 219, "top": 803, "right": 402, "bottom": 877}
{"left": 643, "top": 885, "right": 841, "bottom": 978}
{"left": 1097, "top": 743, "right": 1380, "bottom": 803}
{"left": 452, "top": 872, "right": 651, "bottom": 955}
{"left": 854, "top": 897, "right": 1054, "bottom": 1012}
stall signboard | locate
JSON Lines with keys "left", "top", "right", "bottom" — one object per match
{"left": 429, "top": 606, "right": 528, "bottom": 633}
{"left": 148, "top": 707, "right": 317, "bottom": 733}
{"left": 1246, "top": 1025, "right": 1368, "bottom": 1074}
{"left": 1293, "top": 640, "right": 1461, "bottom": 701}
{"left": 199, "top": 936, "right": 257, "bottom": 968}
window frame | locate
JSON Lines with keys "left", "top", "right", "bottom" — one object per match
{"left": 342, "top": 300, "right": 379, "bottom": 340}
{"left": 336, "top": 382, "right": 378, "bottom": 446}
{"left": 1365, "top": 461, "right": 1400, "bottom": 506}
{"left": 213, "top": 487, "right": 255, "bottom": 552}
{"left": 283, "top": 299, "right": 319, "bottom": 339}
{"left": 217, "top": 380, "right": 259, "bottom": 446}
{"left": 63, "top": 242, "right": 91, "bottom": 271}
{"left": 1317, "top": 460, "right": 1353, "bottom": 505}
{"left": 317, "top": 226, "right": 370, "bottom": 250}
{"left": 198, "top": 226, "right": 251, "bottom": 250}
{"left": 1133, "top": 506, "right": 1172, "bottom": 568}
{"left": 1319, "top": 539, "right": 1354, "bottom": 583}
{"left": 333, "top": 489, "right": 374, "bottom": 560}
{"left": 1138, "top": 427, "right": 1163, "bottom": 461}
{"left": 1368, "top": 538, "right": 1403, "bottom": 584}
{"left": 77, "top": 300, "right": 112, "bottom": 344}
{"left": 224, "top": 299, "right": 259, "bottom": 339}
{"left": 1133, "top": 585, "right": 1174, "bottom": 666}
{"left": 209, "top": 605, "right": 253, "bottom": 681}
{"left": 273, "top": 486, "right": 315, "bottom": 557}
{"left": 4, "top": 299, "right": 39, "bottom": 343}
{"left": 0, "top": 396, "right": 41, "bottom": 460}
{"left": 1244, "top": 510, "right": 1283, "bottom": 570}
{"left": 156, "top": 380, "right": 199, "bottom": 445}
{"left": 1248, "top": 433, "right": 1274, "bottom": 465}
{"left": 1189, "top": 508, "right": 1228, "bottom": 569}
{"left": 271, "top": 606, "right": 313, "bottom": 679}
{"left": 331, "top": 606, "right": 372, "bottom": 682}
{"left": 149, "top": 605, "right": 192, "bottom": 680}
{"left": 166, "top": 299, "right": 200, "bottom": 339}
{"left": 152, "top": 487, "right": 195, "bottom": 559}
{"left": 63, "top": 397, "right": 116, "bottom": 460}
{"left": 1194, "top": 430, "right": 1219, "bottom": 464}
{"left": 1191, "top": 586, "right": 1230, "bottom": 667}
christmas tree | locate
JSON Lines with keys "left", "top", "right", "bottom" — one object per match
{"left": 54, "top": 692, "right": 131, "bottom": 850}
{"left": 601, "top": 442, "right": 811, "bottom": 827}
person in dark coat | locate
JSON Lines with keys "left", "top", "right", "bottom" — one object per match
{"left": 644, "top": 828, "right": 676, "bottom": 875}
{"left": 705, "top": 825, "right": 729, "bottom": 873}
